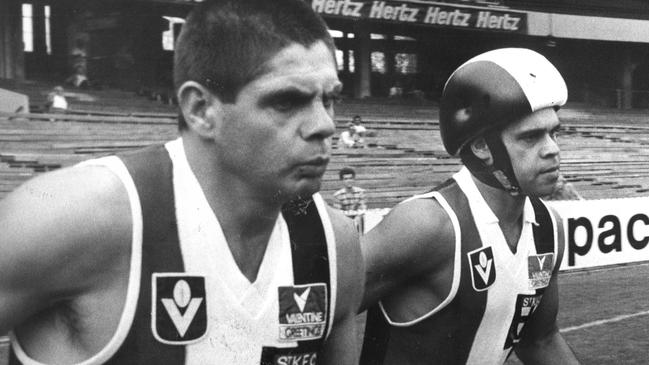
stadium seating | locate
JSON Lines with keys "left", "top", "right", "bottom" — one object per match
{"left": 2, "top": 85, "right": 649, "bottom": 207}
{"left": 326, "top": 101, "right": 649, "bottom": 206}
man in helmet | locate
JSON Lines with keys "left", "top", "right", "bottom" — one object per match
{"left": 359, "top": 48, "right": 580, "bottom": 364}
{"left": 0, "top": 0, "right": 362, "bottom": 364}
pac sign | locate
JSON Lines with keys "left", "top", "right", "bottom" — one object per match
{"left": 567, "top": 214, "right": 649, "bottom": 266}
{"left": 548, "top": 198, "right": 649, "bottom": 270}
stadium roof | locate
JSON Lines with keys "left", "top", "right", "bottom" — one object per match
{"left": 135, "top": 0, "right": 649, "bottom": 20}
{"left": 113, "top": 0, "right": 649, "bottom": 22}
{"left": 505, "top": 0, "right": 649, "bottom": 19}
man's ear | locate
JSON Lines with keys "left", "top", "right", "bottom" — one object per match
{"left": 469, "top": 137, "right": 493, "bottom": 165}
{"left": 177, "top": 81, "right": 221, "bottom": 138}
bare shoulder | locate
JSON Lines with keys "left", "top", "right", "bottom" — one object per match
{"left": 366, "top": 196, "right": 456, "bottom": 268}
{"left": 324, "top": 206, "right": 363, "bottom": 319}
{"left": 359, "top": 196, "right": 457, "bottom": 310}
{"left": 0, "top": 164, "right": 132, "bottom": 315}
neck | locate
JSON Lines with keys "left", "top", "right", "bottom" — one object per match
{"left": 471, "top": 174, "right": 525, "bottom": 224}
{"left": 182, "top": 135, "right": 280, "bottom": 282}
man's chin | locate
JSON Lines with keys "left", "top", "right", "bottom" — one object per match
{"left": 274, "top": 179, "right": 322, "bottom": 203}
{"left": 295, "top": 179, "right": 322, "bottom": 198}
{"left": 526, "top": 185, "right": 556, "bottom": 198}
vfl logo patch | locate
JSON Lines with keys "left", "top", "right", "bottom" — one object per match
{"left": 528, "top": 253, "right": 554, "bottom": 290}
{"left": 152, "top": 273, "right": 208, "bottom": 344}
{"left": 278, "top": 283, "right": 327, "bottom": 342}
{"left": 468, "top": 247, "right": 496, "bottom": 291}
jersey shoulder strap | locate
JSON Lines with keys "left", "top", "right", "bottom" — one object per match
{"left": 260, "top": 198, "right": 332, "bottom": 363}
{"left": 107, "top": 144, "right": 185, "bottom": 364}
{"left": 530, "top": 198, "right": 555, "bottom": 256}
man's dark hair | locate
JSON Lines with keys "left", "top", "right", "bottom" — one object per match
{"left": 174, "top": 0, "right": 336, "bottom": 130}
{"left": 339, "top": 167, "right": 356, "bottom": 180}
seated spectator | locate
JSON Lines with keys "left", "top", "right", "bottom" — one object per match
{"left": 351, "top": 115, "right": 367, "bottom": 136}
{"left": 332, "top": 167, "right": 367, "bottom": 233}
{"left": 45, "top": 86, "right": 68, "bottom": 113}
{"left": 339, "top": 122, "right": 364, "bottom": 148}
{"left": 389, "top": 82, "right": 403, "bottom": 97}
{"left": 65, "top": 65, "right": 89, "bottom": 89}
{"left": 352, "top": 114, "right": 377, "bottom": 138}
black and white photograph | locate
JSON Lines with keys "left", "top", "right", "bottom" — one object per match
{"left": 0, "top": 0, "right": 648, "bottom": 364}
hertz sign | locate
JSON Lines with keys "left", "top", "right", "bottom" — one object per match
{"left": 309, "top": 0, "right": 527, "bottom": 33}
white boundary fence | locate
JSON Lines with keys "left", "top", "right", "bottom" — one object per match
{"left": 363, "top": 197, "right": 649, "bottom": 271}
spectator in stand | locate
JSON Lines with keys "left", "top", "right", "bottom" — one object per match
{"left": 339, "top": 116, "right": 367, "bottom": 148}
{"left": 65, "top": 65, "right": 89, "bottom": 89}
{"left": 339, "top": 122, "right": 363, "bottom": 148}
{"left": 389, "top": 82, "right": 403, "bottom": 98}
{"left": 70, "top": 38, "right": 87, "bottom": 77}
{"left": 45, "top": 86, "right": 68, "bottom": 113}
{"left": 351, "top": 115, "right": 367, "bottom": 136}
{"left": 333, "top": 167, "right": 367, "bottom": 233}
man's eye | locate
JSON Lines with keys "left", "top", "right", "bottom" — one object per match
{"left": 272, "top": 95, "right": 304, "bottom": 110}
{"left": 273, "top": 100, "right": 295, "bottom": 111}
{"left": 323, "top": 94, "right": 341, "bottom": 108}
{"left": 551, "top": 128, "right": 562, "bottom": 139}
{"left": 271, "top": 94, "right": 311, "bottom": 112}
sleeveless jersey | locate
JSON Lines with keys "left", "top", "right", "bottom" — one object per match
{"left": 11, "top": 138, "right": 338, "bottom": 365}
{"left": 361, "top": 167, "right": 558, "bottom": 365}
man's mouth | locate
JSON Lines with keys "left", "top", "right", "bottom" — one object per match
{"left": 541, "top": 165, "right": 560, "bottom": 174}
{"left": 297, "top": 157, "right": 329, "bottom": 177}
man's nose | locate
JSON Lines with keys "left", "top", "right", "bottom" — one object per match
{"left": 542, "top": 134, "right": 560, "bottom": 157}
{"left": 301, "top": 103, "right": 336, "bottom": 140}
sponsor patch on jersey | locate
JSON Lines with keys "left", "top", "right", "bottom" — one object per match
{"left": 528, "top": 253, "right": 554, "bottom": 290}
{"left": 261, "top": 348, "right": 318, "bottom": 365}
{"left": 504, "top": 294, "right": 543, "bottom": 349}
{"left": 468, "top": 246, "right": 496, "bottom": 291}
{"left": 277, "top": 283, "right": 327, "bottom": 342}
{"left": 152, "top": 273, "right": 208, "bottom": 345}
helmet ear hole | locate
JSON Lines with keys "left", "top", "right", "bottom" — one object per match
{"left": 455, "top": 107, "right": 472, "bottom": 124}
{"left": 469, "top": 137, "right": 492, "bottom": 165}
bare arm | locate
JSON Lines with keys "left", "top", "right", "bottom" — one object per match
{"left": 0, "top": 165, "right": 131, "bottom": 335}
{"left": 515, "top": 208, "right": 580, "bottom": 364}
{"left": 360, "top": 198, "right": 454, "bottom": 312}
{"left": 319, "top": 206, "right": 364, "bottom": 365}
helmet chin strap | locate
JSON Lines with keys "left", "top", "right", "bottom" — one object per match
{"left": 462, "top": 131, "right": 522, "bottom": 196}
